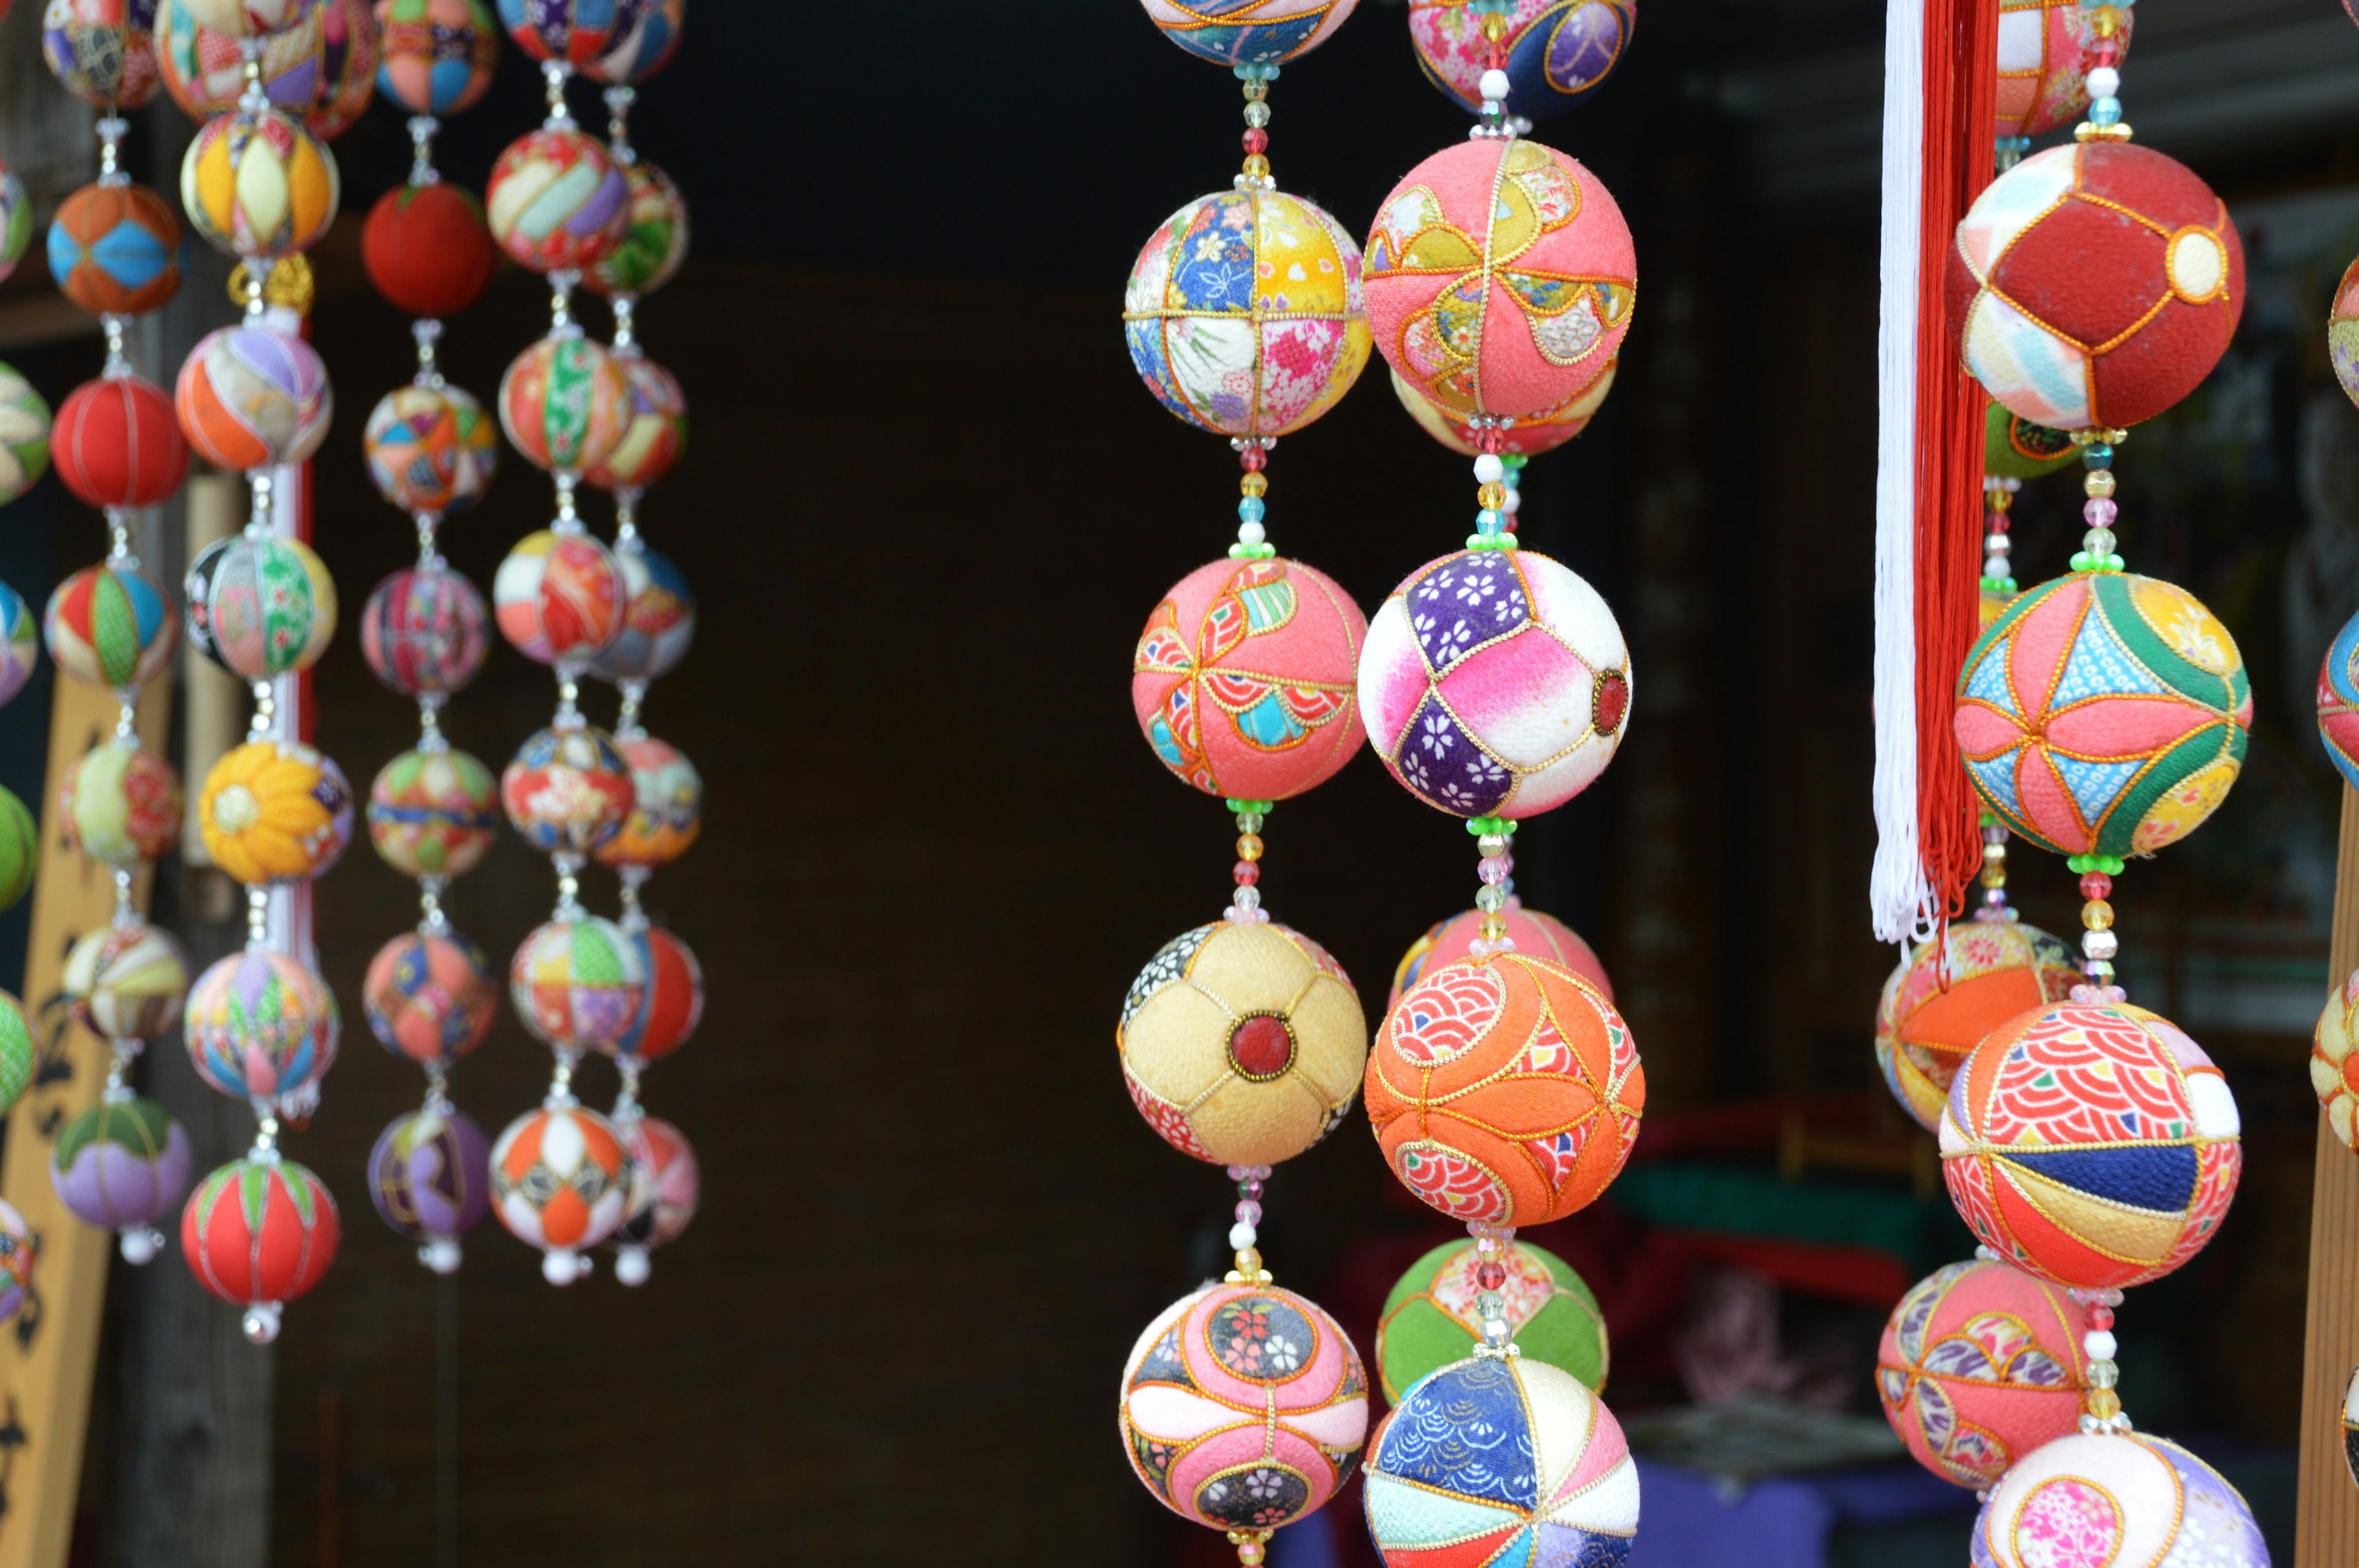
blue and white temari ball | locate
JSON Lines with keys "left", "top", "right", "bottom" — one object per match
{"left": 1366, "top": 1357, "right": 1638, "bottom": 1568}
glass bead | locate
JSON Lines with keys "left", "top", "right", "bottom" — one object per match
{"left": 1987, "top": 512, "right": 2011, "bottom": 534}
{"left": 1242, "top": 154, "right": 1270, "bottom": 180}
{"left": 1477, "top": 833, "right": 1509, "bottom": 856}
{"left": 1476, "top": 1261, "right": 1506, "bottom": 1290}
{"left": 2086, "top": 1305, "right": 2114, "bottom": 1329}
{"left": 1477, "top": 857, "right": 1511, "bottom": 886}
{"left": 1477, "top": 483, "right": 1507, "bottom": 510}
{"left": 1236, "top": 833, "right": 1264, "bottom": 862}
{"left": 2085, "top": 1389, "right": 2122, "bottom": 1419}
{"left": 2088, "top": 1361, "right": 2119, "bottom": 1388}
{"left": 1987, "top": 488, "right": 2014, "bottom": 513}
{"left": 1479, "top": 915, "right": 1508, "bottom": 942}
{"left": 1234, "top": 886, "right": 1261, "bottom": 911}
{"left": 2082, "top": 929, "right": 2119, "bottom": 961}
{"left": 2083, "top": 899, "right": 2114, "bottom": 930}
{"left": 2081, "top": 442, "right": 2113, "bottom": 469}
{"left": 2084, "top": 470, "right": 2117, "bottom": 499}
{"left": 2079, "top": 872, "right": 2112, "bottom": 900}
{"left": 1984, "top": 842, "right": 2006, "bottom": 864}
{"left": 2091, "top": 96, "right": 2122, "bottom": 126}
{"left": 1235, "top": 1199, "right": 1262, "bottom": 1224}
{"left": 1238, "top": 497, "right": 1266, "bottom": 523}
{"left": 1233, "top": 861, "right": 1259, "bottom": 885}
{"left": 1242, "top": 129, "right": 1269, "bottom": 155}
{"left": 1475, "top": 886, "right": 1508, "bottom": 913}
{"left": 1239, "top": 446, "right": 1266, "bottom": 473}
{"left": 2084, "top": 497, "right": 2118, "bottom": 528}
{"left": 2083, "top": 528, "right": 2117, "bottom": 557}
{"left": 1982, "top": 868, "right": 2008, "bottom": 890}
{"left": 1239, "top": 1178, "right": 1264, "bottom": 1200}
{"left": 1244, "top": 101, "right": 1271, "bottom": 128}
{"left": 1240, "top": 474, "right": 1269, "bottom": 499}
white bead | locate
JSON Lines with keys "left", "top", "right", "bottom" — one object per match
{"left": 241, "top": 1303, "right": 282, "bottom": 1344}
{"left": 422, "top": 1238, "right": 463, "bottom": 1275}
{"left": 2081, "top": 929, "right": 2118, "bottom": 961}
{"left": 1985, "top": 556, "right": 2012, "bottom": 578}
{"left": 2087, "top": 66, "right": 2119, "bottom": 98}
{"left": 1480, "top": 69, "right": 1512, "bottom": 103}
{"left": 2084, "top": 1328, "right": 2118, "bottom": 1362}
{"left": 1238, "top": 520, "right": 1266, "bottom": 545}
{"left": 542, "top": 1249, "right": 582, "bottom": 1286}
{"left": 1501, "top": 490, "right": 1521, "bottom": 515}
{"left": 118, "top": 1227, "right": 160, "bottom": 1266}
{"left": 1473, "top": 453, "right": 1505, "bottom": 484}
{"left": 614, "top": 1246, "right": 652, "bottom": 1287}
{"left": 1229, "top": 1222, "right": 1259, "bottom": 1250}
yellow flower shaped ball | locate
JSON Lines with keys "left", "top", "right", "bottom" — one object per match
{"left": 200, "top": 739, "right": 353, "bottom": 885}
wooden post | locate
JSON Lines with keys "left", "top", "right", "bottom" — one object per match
{"left": 0, "top": 674, "right": 170, "bottom": 1567}
{"left": 2299, "top": 786, "right": 2359, "bottom": 1568}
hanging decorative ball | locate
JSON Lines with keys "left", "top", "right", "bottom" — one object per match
{"left": 369, "top": 1104, "right": 491, "bottom": 1269}
{"left": 1395, "top": 363, "right": 1614, "bottom": 458}
{"left": 0, "top": 167, "right": 28, "bottom": 287}
{"left": 0, "top": 993, "right": 34, "bottom": 1114}
{"left": 588, "top": 545, "right": 693, "bottom": 683}
{"left": 610, "top": 926, "right": 701, "bottom": 1063}
{"left": 1133, "top": 556, "right": 1367, "bottom": 801}
{"left": 1874, "top": 919, "right": 2080, "bottom": 1132}
{"left": 1996, "top": 0, "right": 2132, "bottom": 139}
{"left": 582, "top": 356, "right": 686, "bottom": 492}
{"left": 52, "top": 373, "right": 189, "bottom": 509}
{"left": 0, "top": 584, "right": 36, "bottom": 709}
{"left": 2318, "top": 608, "right": 2359, "bottom": 791}
{"left": 362, "top": 182, "right": 498, "bottom": 319}
{"left": 1368, "top": 953, "right": 1643, "bottom": 1225}
{"left": 376, "top": 0, "right": 498, "bottom": 113}
{"left": 364, "top": 930, "right": 497, "bottom": 1064}
{"left": 1956, "top": 572, "right": 2249, "bottom": 857}
{"left": 362, "top": 384, "right": 498, "bottom": 518}
{"left": 1390, "top": 903, "right": 1610, "bottom": 1010}
{"left": 498, "top": 335, "right": 631, "bottom": 473}
{"left": 1950, "top": 143, "right": 2241, "bottom": 432}
{"left": 1119, "top": 921, "right": 1366, "bottom": 1168}
{"left": 492, "top": 530, "right": 625, "bottom": 665}
{"left": 1364, "top": 1357, "right": 1637, "bottom": 1567}
{"left": 0, "top": 788, "right": 33, "bottom": 913}
{"left": 42, "top": 0, "right": 166, "bottom": 109}
{"left": 593, "top": 735, "right": 700, "bottom": 869}
{"left": 1120, "top": 1281, "right": 1369, "bottom": 1532}
{"left": 51, "top": 1098, "right": 192, "bottom": 1259}
{"left": 2333, "top": 257, "right": 2359, "bottom": 415}
{"left": 45, "top": 564, "right": 176, "bottom": 690}
{"left": 198, "top": 738, "right": 354, "bottom": 885}
{"left": 184, "top": 532, "right": 337, "bottom": 681}
{"left": 1135, "top": 0, "right": 1359, "bottom": 66}
{"left": 611, "top": 1115, "right": 696, "bottom": 1283}
{"left": 2314, "top": 967, "right": 2359, "bottom": 1153}
{"left": 0, "top": 367, "right": 50, "bottom": 506}
{"left": 1124, "top": 188, "right": 1370, "bottom": 440}
{"left": 184, "top": 946, "right": 340, "bottom": 1103}
{"left": 1984, "top": 400, "right": 2078, "bottom": 482}
{"left": 585, "top": 160, "right": 687, "bottom": 299}
{"left": 158, "top": 0, "right": 378, "bottom": 135}
{"left": 1877, "top": 1258, "right": 2087, "bottom": 1490}
{"left": 1378, "top": 1238, "right": 1607, "bottom": 1404}
{"left": 367, "top": 747, "right": 499, "bottom": 879}
{"left": 484, "top": 127, "right": 628, "bottom": 273}
{"left": 1361, "top": 549, "right": 1630, "bottom": 819}
{"left": 509, "top": 916, "right": 646, "bottom": 1053}
{"left": 1407, "top": 0, "right": 1632, "bottom": 122}
{"left": 360, "top": 566, "right": 489, "bottom": 697}
{"left": 501, "top": 724, "right": 633, "bottom": 855}
{"left": 179, "top": 0, "right": 317, "bottom": 37}
{"left": 1366, "top": 138, "right": 1633, "bottom": 422}
{"left": 0, "top": 1203, "right": 33, "bottom": 1324}
{"left": 62, "top": 918, "right": 190, "bottom": 1042}
{"left": 49, "top": 184, "right": 182, "bottom": 316}
{"left": 2345, "top": 1365, "right": 2359, "bottom": 1489}
{"left": 1942, "top": 1000, "right": 2241, "bottom": 1290}
{"left": 181, "top": 105, "right": 340, "bottom": 258}
{"left": 182, "top": 1155, "right": 339, "bottom": 1342}
{"left": 175, "top": 323, "right": 332, "bottom": 470}
{"left": 489, "top": 1100, "right": 632, "bottom": 1282}
{"left": 1971, "top": 1432, "right": 2266, "bottom": 1568}
{"left": 60, "top": 738, "right": 182, "bottom": 868}
{"left": 576, "top": 0, "right": 680, "bottom": 83}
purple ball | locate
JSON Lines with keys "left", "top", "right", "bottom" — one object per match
{"left": 369, "top": 1107, "right": 491, "bottom": 1242}
{"left": 49, "top": 1099, "right": 192, "bottom": 1230}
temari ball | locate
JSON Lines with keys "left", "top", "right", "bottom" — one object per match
{"left": 510, "top": 916, "right": 644, "bottom": 1053}
{"left": 499, "top": 335, "right": 631, "bottom": 474}
{"left": 2335, "top": 255, "right": 2359, "bottom": 414}
{"left": 589, "top": 544, "right": 693, "bottom": 683}
{"left": 49, "top": 183, "right": 181, "bottom": 316}
{"left": 0, "top": 364, "right": 50, "bottom": 505}
{"left": 62, "top": 918, "right": 189, "bottom": 1042}
{"left": 364, "top": 382, "right": 498, "bottom": 517}
{"left": 1136, "top": 0, "right": 1359, "bottom": 67}
{"left": 1877, "top": 1258, "right": 2087, "bottom": 1490}
{"left": 0, "top": 992, "right": 33, "bottom": 1114}
{"left": 362, "top": 182, "right": 498, "bottom": 318}
{"left": 1390, "top": 902, "right": 1611, "bottom": 1012}
{"left": 45, "top": 564, "right": 176, "bottom": 690}
{"left": 583, "top": 354, "right": 686, "bottom": 492}
{"left": 375, "top": 0, "right": 499, "bottom": 116}
{"left": 1983, "top": 400, "right": 2079, "bottom": 482}
{"left": 180, "top": 104, "right": 340, "bottom": 258}
{"left": 585, "top": 158, "right": 687, "bottom": 299}
{"left": 1971, "top": 1432, "right": 2266, "bottom": 1568}
{"left": 1408, "top": 0, "right": 1632, "bottom": 122}
{"left": 2345, "top": 1365, "right": 2359, "bottom": 1489}
{"left": 1874, "top": 917, "right": 2079, "bottom": 1133}
{"left": 614, "top": 1115, "right": 697, "bottom": 1251}
{"left": 198, "top": 739, "right": 353, "bottom": 884}
{"left": 52, "top": 373, "right": 189, "bottom": 509}
{"left": 184, "top": 947, "right": 339, "bottom": 1103}
{"left": 494, "top": 0, "right": 661, "bottom": 68}
{"left": 2317, "top": 606, "right": 2359, "bottom": 790}
{"left": 1378, "top": 1238, "right": 1608, "bottom": 1403}
{"left": 368, "top": 746, "right": 499, "bottom": 879}
{"left": 0, "top": 789, "right": 33, "bottom": 913}
{"left": 575, "top": 0, "right": 676, "bottom": 84}
{"left": 609, "top": 927, "right": 700, "bottom": 1063}
{"left": 179, "top": 0, "right": 318, "bottom": 39}
{"left": 44, "top": 0, "right": 166, "bottom": 109}
{"left": 1393, "top": 362, "right": 1614, "bottom": 458}
{"left": 175, "top": 323, "right": 332, "bottom": 470}
{"left": 502, "top": 724, "right": 633, "bottom": 856}
{"left": 493, "top": 529, "right": 624, "bottom": 665}
{"left": 490, "top": 1102, "right": 630, "bottom": 1253}
{"left": 592, "top": 735, "right": 700, "bottom": 869}
{"left": 0, "top": 586, "right": 29, "bottom": 711}
{"left": 183, "top": 1155, "right": 338, "bottom": 1305}
{"left": 485, "top": 126, "right": 626, "bottom": 273}
{"left": 184, "top": 532, "right": 337, "bottom": 681}
{"left": 369, "top": 1104, "right": 491, "bottom": 1243}
{"left": 51, "top": 1098, "right": 191, "bottom": 1234}
{"left": 158, "top": 0, "right": 378, "bottom": 136}
{"left": 61, "top": 738, "right": 182, "bottom": 868}
{"left": 0, "top": 1203, "right": 31, "bottom": 1322}
{"left": 361, "top": 565, "right": 488, "bottom": 698}
{"left": 2313, "top": 965, "right": 2359, "bottom": 1152}
{"left": 0, "top": 166, "right": 28, "bottom": 286}
{"left": 364, "top": 930, "right": 496, "bottom": 1064}
{"left": 1994, "top": 0, "right": 2130, "bottom": 139}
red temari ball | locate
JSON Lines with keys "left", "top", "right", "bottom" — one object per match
{"left": 182, "top": 1155, "right": 339, "bottom": 1306}
{"left": 362, "top": 181, "right": 496, "bottom": 318}
{"left": 53, "top": 374, "right": 189, "bottom": 510}
{"left": 1950, "top": 141, "right": 2242, "bottom": 431}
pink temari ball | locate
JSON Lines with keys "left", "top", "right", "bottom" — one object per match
{"left": 1359, "top": 549, "right": 1630, "bottom": 819}
{"left": 1364, "top": 138, "right": 1634, "bottom": 423}
{"left": 1877, "top": 1258, "right": 2088, "bottom": 1490}
{"left": 1389, "top": 902, "right": 1610, "bottom": 1011}
{"left": 1132, "top": 555, "right": 1366, "bottom": 800}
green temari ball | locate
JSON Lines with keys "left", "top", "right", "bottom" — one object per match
{"left": 0, "top": 785, "right": 36, "bottom": 913}
{"left": 0, "top": 989, "right": 33, "bottom": 1115}
{"left": 1983, "top": 401, "right": 2078, "bottom": 482}
{"left": 1377, "top": 1239, "right": 1608, "bottom": 1404}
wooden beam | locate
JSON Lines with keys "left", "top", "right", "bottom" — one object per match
{"left": 0, "top": 673, "right": 170, "bottom": 1567}
{"left": 2298, "top": 784, "right": 2359, "bottom": 1568}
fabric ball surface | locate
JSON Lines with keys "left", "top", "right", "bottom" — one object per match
{"left": 0, "top": 788, "right": 31, "bottom": 913}
{"left": 1408, "top": 0, "right": 1632, "bottom": 121}
{"left": 180, "top": 104, "right": 339, "bottom": 257}
{"left": 1950, "top": 141, "right": 2241, "bottom": 431}
{"left": 588, "top": 544, "right": 693, "bottom": 683}
{"left": 1360, "top": 548, "right": 1630, "bottom": 819}
{"left": 1983, "top": 400, "right": 2079, "bottom": 481}
{"left": 1995, "top": 0, "right": 2130, "bottom": 138}
{"left": 592, "top": 734, "right": 700, "bottom": 868}
{"left": 0, "top": 166, "right": 28, "bottom": 287}
{"left": 176, "top": 323, "right": 332, "bottom": 470}
{"left": 375, "top": 0, "right": 498, "bottom": 114}
{"left": 1877, "top": 1258, "right": 2087, "bottom": 1489}
{"left": 0, "top": 583, "right": 34, "bottom": 708}
{"left": 1119, "top": 1281, "right": 1369, "bottom": 1531}
{"left": 2318, "top": 606, "right": 2359, "bottom": 790}
{"left": 1367, "top": 952, "right": 1643, "bottom": 1225}
{"left": 0, "top": 993, "right": 34, "bottom": 1115}
{"left": 49, "top": 184, "right": 182, "bottom": 316}
{"left": 182, "top": 1155, "right": 338, "bottom": 1305}
{"left": 62, "top": 918, "right": 190, "bottom": 1042}
{"left": 485, "top": 126, "right": 626, "bottom": 273}
{"left": 184, "top": 946, "right": 340, "bottom": 1103}
{"left": 198, "top": 738, "right": 353, "bottom": 884}
{"left": 614, "top": 1114, "right": 697, "bottom": 1250}
{"left": 1971, "top": 1431, "right": 2265, "bottom": 1568}
{"left": 1394, "top": 363, "right": 1614, "bottom": 458}
{"left": 574, "top": 0, "right": 676, "bottom": 82}
{"left": 45, "top": 564, "right": 176, "bottom": 690}
{"left": 364, "top": 383, "right": 498, "bottom": 515}
{"left": 0, "top": 1203, "right": 31, "bottom": 1322}
{"left": 361, "top": 565, "right": 488, "bottom": 697}
{"left": 184, "top": 531, "right": 336, "bottom": 681}
{"left": 364, "top": 929, "right": 496, "bottom": 1064}
{"left": 0, "top": 364, "right": 50, "bottom": 506}
{"left": 1942, "top": 1000, "right": 2240, "bottom": 1290}
{"left": 362, "top": 182, "right": 497, "bottom": 318}
{"left": 2346, "top": 1364, "right": 2359, "bottom": 1490}
{"left": 1136, "top": 0, "right": 1358, "bottom": 65}
{"left": 2334, "top": 255, "right": 2359, "bottom": 416}
{"left": 583, "top": 354, "right": 685, "bottom": 491}
{"left": 509, "top": 916, "right": 644, "bottom": 1053}
{"left": 490, "top": 1101, "right": 630, "bottom": 1252}
{"left": 1133, "top": 555, "right": 1367, "bottom": 800}
{"left": 493, "top": 529, "right": 624, "bottom": 665}
{"left": 1118, "top": 921, "right": 1365, "bottom": 1168}
{"left": 499, "top": 334, "right": 631, "bottom": 474}
{"left": 180, "top": 0, "right": 318, "bottom": 38}
{"left": 367, "top": 747, "right": 498, "bottom": 879}
{"left": 60, "top": 738, "right": 181, "bottom": 867}
{"left": 158, "top": 0, "right": 378, "bottom": 136}
{"left": 51, "top": 1098, "right": 192, "bottom": 1233}
{"left": 43, "top": 0, "right": 166, "bottom": 109}
{"left": 369, "top": 1104, "right": 491, "bottom": 1242}
{"left": 1955, "top": 571, "right": 2249, "bottom": 857}
{"left": 1390, "top": 902, "right": 1611, "bottom": 1012}
{"left": 609, "top": 926, "right": 701, "bottom": 1063}
{"left": 53, "top": 373, "right": 189, "bottom": 509}
{"left": 502, "top": 724, "right": 633, "bottom": 855}
{"left": 1875, "top": 916, "right": 2080, "bottom": 1132}
{"left": 2313, "top": 965, "right": 2359, "bottom": 1153}
{"left": 1379, "top": 1238, "right": 1608, "bottom": 1403}
{"left": 494, "top": 0, "right": 663, "bottom": 68}
{"left": 586, "top": 158, "right": 687, "bottom": 298}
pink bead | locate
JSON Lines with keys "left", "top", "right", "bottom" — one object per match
{"left": 2086, "top": 1305, "right": 2114, "bottom": 1330}
{"left": 1476, "top": 1262, "right": 1506, "bottom": 1290}
{"left": 1234, "top": 861, "right": 1259, "bottom": 885}
{"left": 2083, "top": 497, "right": 2118, "bottom": 528}
{"left": 1240, "top": 446, "right": 1266, "bottom": 473}
{"left": 1477, "top": 857, "right": 1511, "bottom": 886}
{"left": 1235, "top": 1201, "right": 1263, "bottom": 1225}
{"left": 2079, "top": 872, "right": 2111, "bottom": 900}
{"left": 1986, "top": 512, "right": 2011, "bottom": 534}
{"left": 1467, "top": 938, "right": 1495, "bottom": 959}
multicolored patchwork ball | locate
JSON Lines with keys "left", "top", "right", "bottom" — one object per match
{"left": 44, "top": 0, "right": 166, "bottom": 109}
{"left": 490, "top": 1101, "right": 631, "bottom": 1262}
{"left": 1874, "top": 917, "right": 2080, "bottom": 1132}
{"left": 49, "top": 184, "right": 182, "bottom": 316}
{"left": 2346, "top": 1366, "right": 2359, "bottom": 1489}
{"left": 0, "top": 788, "right": 32, "bottom": 913}
{"left": 593, "top": 735, "right": 700, "bottom": 868}
{"left": 588, "top": 544, "right": 692, "bottom": 683}
{"left": 2313, "top": 966, "right": 2359, "bottom": 1153}
{"left": 375, "top": 0, "right": 498, "bottom": 114}
{"left": 1366, "top": 138, "right": 1632, "bottom": 423}
{"left": 0, "top": 1203, "right": 33, "bottom": 1323}
{"left": 1984, "top": 400, "right": 2079, "bottom": 482}
{"left": 60, "top": 739, "right": 181, "bottom": 867}
{"left": 367, "top": 747, "right": 498, "bottom": 879}
{"left": 176, "top": 324, "right": 331, "bottom": 470}
{"left": 2334, "top": 258, "right": 2359, "bottom": 416}
{"left": 182, "top": 1156, "right": 338, "bottom": 1309}
{"left": 364, "top": 930, "right": 496, "bottom": 1064}
{"left": 495, "top": 0, "right": 657, "bottom": 66}
{"left": 1360, "top": 549, "right": 1630, "bottom": 819}
{"left": 1367, "top": 953, "right": 1643, "bottom": 1225}
{"left": 181, "top": 105, "right": 339, "bottom": 257}
{"left": 510, "top": 916, "right": 644, "bottom": 1053}
{"left": 53, "top": 373, "right": 189, "bottom": 509}
{"left": 610, "top": 926, "right": 700, "bottom": 1063}
{"left": 369, "top": 1104, "right": 491, "bottom": 1247}
{"left": 1120, "top": 1281, "right": 1369, "bottom": 1532}
{"left": 1955, "top": 572, "right": 2249, "bottom": 858}
{"left": 1942, "top": 1001, "right": 2241, "bottom": 1290}
{"left": 576, "top": 0, "right": 676, "bottom": 82}
{"left": 0, "top": 365, "right": 50, "bottom": 506}
{"left": 485, "top": 127, "right": 627, "bottom": 273}
{"left": 502, "top": 724, "right": 633, "bottom": 855}
{"left": 1119, "top": 921, "right": 1365, "bottom": 1168}
{"left": 158, "top": 0, "right": 378, "bottom": 135}
{"left": 2318, "top": 607, "right": 2359, "bottom": 790}
{"left": 45, "top": 564, "right": 176, "bottom": 690}
{"left": 583, "top": 355, "right": 685, "bottom": 492}
{"left": 364, "top": 383, "right": 498, "bottom": 516}
{"left": 362, "top": 181, "right": 498, "bottom": 318}
{"left": 180, "top": 0, "right": 318, "bottom": 37}
{"left": 587, "top": 160, "right": 687, "bottom": 298}
{"left": 1136, "top": 0, "right": 1358, "bottom": 65}
{"left": 360, "top": 566, "right": 488, "bottom": 697}
{"left": 1133, "top": 556, "right": 1366, "bottom": 801}
{"left": 1995, "top": 0, "right": 2129, "bottom": 139}
{"left": 493, "top": 529, "right": 625, "bottom": 665}
{"left": 1366, "top": 1357, "right": 1637, "bottom": 1568}
{"left": 1379, "top": 1239, "right": 1607, "bottom": 1404}
{"left": 499, "top": 334, "right": 631, "bottom": 473}
{"left": 0, "top": 993, "right": 34, "bottom": 1115}
{"left": 184, "top": 946, "right": 340, "bottom": 1103}
{"left": 614, "top": 1114, "right": 697, "bottom": 1257}
{"left": 1950, "top": 142, "right": 2241, "bottom": 431}
{"left": 198, "top": 738, "right": 353, "bottom": 884}
{"left": 0, "top": 167, "right": 28, "bottom": 287}
{"left": 0, "top": 584, "right": 36, "bottom": 708}
{"left": 1972, "top": 1432, "right": 2265, "bottom": 1568}
{"left": 1125, "top": 188, "right": 1369, "bottom": 440}
{"left": 1877, "top": 1258, "right": 2087, "bottom": 1490}
{"left": 1409, "top": 0, "right": 1631, "bottom": 120}
{"left": 1395, "top": 362, "right": 1614, "bottom": 458}
{"left": 62, "top": 918, "right": 190, "bottom": 1042}
{"left": 184, "top": 532, "right": 337, "bottom": 681}
{"left": 1390, "top": 903, "right": 1611, "bottom": 1011}
{"left": 51, "top": 1098, "right": 192, "bottom": 1238}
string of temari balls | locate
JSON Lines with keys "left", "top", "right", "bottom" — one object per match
{"left": 354, "top": 0, "right": 506, "bottom": 1277}
{"left": 1116, "top": 6, "right": 1372, "bottom": 1566}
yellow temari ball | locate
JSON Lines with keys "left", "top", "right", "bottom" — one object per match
{"left": 1117, "top": 921, "right": 1365, "bottom": 1168}
{"left": 2315, "top": 966, "right": 2359, "bottom": 1152}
